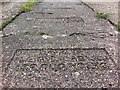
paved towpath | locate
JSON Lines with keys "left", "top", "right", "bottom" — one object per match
{"left": 2, "top": 0, "right": 119, "bottom": 88}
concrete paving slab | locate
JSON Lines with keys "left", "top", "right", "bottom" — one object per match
{"left": 2, "top": 1, "right": 118, "bottom": 88}
{"left": 33, "top": 2, "right": 97, "bottom": 23}
{"left": 82, "top": 2, "right": 118, "bottom": 24}
{"left": 4, "top": 49, "right": 118, "bottom": 88}
{"left": 0, "top": 31, "right": 2, "bottom": 89}
{"left": 1, "top": 2, "right": 25, "bottom": 23}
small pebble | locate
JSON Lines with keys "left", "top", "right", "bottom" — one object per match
{"left": 74, "top": 72, "right": 80, "bottom": 76}
{"left": 42, "top": 35, "right": 53, "bottom": 39}
{"left": 61, "top": 34, "right": 67, "bottom": 37}
{"left": 26, "top": 18, "right": 32, "bottom": 21}
{"left": 109, "top": 33, "right": 114, "bottom": 36}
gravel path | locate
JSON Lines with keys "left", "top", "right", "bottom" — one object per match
{"left": 2, "top": 0, "right": 119, "bottom": 88}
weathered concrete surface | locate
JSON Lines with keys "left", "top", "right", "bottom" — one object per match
{"left": 0, "top": 4, "right": 2, "bottom": 25}
{"left": 82, "top": 0, "right": 119, "bottom": 2}
{"left": 0, "top": 4, "right": 2, "bottom": 90}
{"left": 0, "top": 2, "right": 28, "bottom": 89}
{"left": 0, "top": 31, "right": 2, "bottom": 89}
{"left": 4, "top": 49, "right": 117, "bottom": 88}
{"left": 82, "top": 1, "right": 118, "bottom": 24}
{"left": 44, "top": 0, "right": 80, "bottom": 2}
{"left": 1, "top": 2, "right": 25, "bottom": 22}
{"left": 2, "top": 1, "right": 118, "bottom": 88}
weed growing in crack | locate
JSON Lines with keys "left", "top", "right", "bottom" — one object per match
{"left": 20, "top": 0, "right": 41, "bottom": 12}
{"left": 115, "top": 22, "right": 120, "bottom": 31}
{"left": 0, "top": 0, "right": 42, "bottom": 30}
{"left": 0, "top": 18, "right": 13, "bottom": 30}
{"left": 96, "top": 12, "right": 109, "bottom": 20}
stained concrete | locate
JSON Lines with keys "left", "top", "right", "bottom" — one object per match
{"left": 2, "top": 1, "right": 118, "bottom": 88}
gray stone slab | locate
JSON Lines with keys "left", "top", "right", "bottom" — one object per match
{"left": 33, "top": 3, "right": 97, "bottom": 23}
{"left": 2, "top": 2, "right": 118, "bottom": 88}
{"left": 4, "top": 49, "right": 118, "bottom": 88}
{"left": 0, "top": 31, "right": 2, "bottom": 87}
{"left": 3, "top": 32, "right": 106, "bottom": 71}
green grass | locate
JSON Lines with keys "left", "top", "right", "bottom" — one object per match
{"left": 0, "top": 0, "right": 41, "bottom": 30}
{"left": 20, "top": 0, "right": 38, "bottom": 12}
{"left": 96, "top": 12, "right": 109, "bottom": 20}
{"left": 117, "top": 23, "right": 120, "bottom": 31}
{"left": 0, "top": 18, "right": 14, "bottom": 30}
{"left": 108, "top": 21, "right": 120, "bottom": 32}
{"left": 114, "top": 22, "right": 120, "bottom": 32}
{"left": 20, "top": 0, "right": 41, "bottom": 12}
